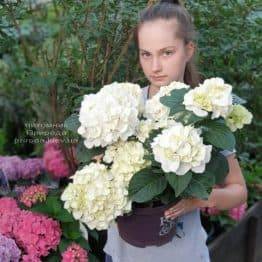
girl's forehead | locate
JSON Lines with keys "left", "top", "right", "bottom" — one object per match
{"left": 138, "top": 19, "right": 183, "bottom": 50}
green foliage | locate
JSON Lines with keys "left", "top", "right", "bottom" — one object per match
{"left": 165, "top": 171, "right": 193, "bottom": 197}
{"left": 202, "top": 119, "right": 236, "bottom": 151}
{"left": 128, "top": 168, "right": 167, "bottom": 203}
{"left": 76, "top": 140, "right": 105, "bottom": 165}
{"left": 160, "top": 88, "right": 204, "bottom": 125}
{"left": 0, "top": 0, "right": 260, "bottom": 245}
{"left": 160, "top": 88, "right": 188, "bottom": 115}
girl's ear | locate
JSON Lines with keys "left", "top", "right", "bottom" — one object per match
{"left": 185, "top": 41, "right": 195, "bottom": 62}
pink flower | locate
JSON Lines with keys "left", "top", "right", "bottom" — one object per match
{"left": 22, "top": 254, "right": 41, "bottom": 262}
{"left": 0, "top": 197, "right": 19, "bottom": 215}
{"left": 0, "top": 197, "right": 62, "bottom": 259}
{"left": 43, "top": 138, "right": 74, "bottom": 179}
{"left": 228, "top": 203, "right": 247, "bottom": 221}
{"left": 0, "top": 198, "right": 20, "bottom": 238}
{"left": 200, "top": 206, "right": 221, "bottom": 216}
{"left": 13, "top": 211, "right": 62, "bottom": 258}
{"left": 19, "top": 185, "right": 48, "bottom": 208}
{"left": 62, "top": 243, "right": 88, "bottom": 262}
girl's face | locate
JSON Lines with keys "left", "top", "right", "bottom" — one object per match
{"left": 138, "top": 18, "right": 195, "bottom": 88}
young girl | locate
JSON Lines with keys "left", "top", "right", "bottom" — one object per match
{"left": 103, "top": 1, "right": 247, "bottom": 261}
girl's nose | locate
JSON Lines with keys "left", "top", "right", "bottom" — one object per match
{"left": 152, "top": 57, "right": 162, "bottom": 72}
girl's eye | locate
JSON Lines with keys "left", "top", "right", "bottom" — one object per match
{"left": 141, "top": 52, "right": 151, "bottom": 58}
{"left": 163, "top": 50, "right": 174, "bottom": 56}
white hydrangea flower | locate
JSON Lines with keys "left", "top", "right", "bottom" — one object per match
{"left": 103, "top": 140, "right": 150, "bottom": 187}
{"left": 144, "top": 81, "right": 190, "bottom": 123}
{"left": 225, "top": 104, "right": 253, "bottom": 132}
{"left": 183, "top": 78, "right": 232, "bottom": 119}
{"left": 135, "top": 119, "right": 154, "bottom": 142}
{"left": 77, "top": 82, "right": 143, "bottom": 148}
{"left": 61, "top": 162, "right": 131, "bottom": 230}
{"left": 151, "top": 122, "right": 212, "bottom": 175}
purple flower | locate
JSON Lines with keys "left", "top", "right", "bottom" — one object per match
{"left": 0, "top": 234, "right": 21, "bottom": 262}
{"left": 19, "top": 158, "right": 44, "bottom": 180}
{"left": 0, "top": 156, "right": 23, "bottom": 181}
{"left": 0, "top": 156, "right": 44, "bottom": 181}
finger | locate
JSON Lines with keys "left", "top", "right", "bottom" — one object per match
{"left": 165, "top": 210, "right": 180, "bottom": 220}
{"left": 165, "top": 208, "right": 184, "bottom": 219}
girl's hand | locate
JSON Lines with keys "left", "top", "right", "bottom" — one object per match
{"left": 164, "top": 198, "right": 202, "bottom": 220}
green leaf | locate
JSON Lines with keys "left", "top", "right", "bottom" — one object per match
{"left": 160, "top": 88, "right": 188, "bottom": 115}
{"left": 75, "top": 236, "right": 91, "bottom": 251}
{"left": 62, "top": 221, "right": 82, "bottom": 240}
{"left": 202, "top": 119, "right": 236, "bottom": 150}
{"left": 88, "top": 253, "right": 101, "bottom": 262}
{"left": 44, "top": 251, "right": 60, "bottom": 262}
{"left": 64, "top": 113, "right": 80, "bottom": 133}
{"left": 87, "top": 228, "right": 99, "bottom": 241}
{"left": 165, "top": 172, "right": 193, "bottom": 197}
{"left": 76, "top": 140, "right": 104, "bottom": 164}
{"left": 31, "top": 195, "right": 61, "bottom": 217}
{"left": 128, "top": 169, "right": 167, "bottom": 203}
{"left": 205, "top": 150, "right": 229, "bottom": 184}
{"left": 58, "top": 238, "right": 72, "bottom": 253}
{"left": 54, "top": 208, "right": 74, "bottom": 223}
{"left": 173, "top": 110, "right": 204, "bottom": 125}
{"left": 159, "top": 185, "right": 178, "bottom": 205}
{"left": 182, "top": 177, "right": 209, "bottom": 200}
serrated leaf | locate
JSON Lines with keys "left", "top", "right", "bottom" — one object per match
{"left": 58, "top": 238, "right": 72, "bottom": 253}
{"left": 76, "top": 140, "right": 104, "bottom": 164}
{"left": 202, "top": 119, "right": 236, "bottom": 150}
{"left": 165, "top": 172, "right": 192, "bottom": 197}
{"left": 54, "top": 208, "right": 74, "bottom": 223}
{"left": 75, "top": 236, "right": 91, "bottom": 251}
{"left": 173, "top": 110, "right": 204, "bottom": 125}
{"left": 128, "top": 169, "right": 167, "bottom": 203}
{"left": 205, "top": 150, "right": 229, "bottom": 184}
{"left": 62, "top": 221, "right": 82, "bottom": 240}
{"left": 160, "top": 88, "right": 188, "bottom": 115}
{"left": 64, "top": 113, "right": 80, "bottom": 133}
{"left": 182, "top": 177, "right": 209, "bottom": 200}
{"left": 87, "top": 228, "right": 99, "bottom": 241}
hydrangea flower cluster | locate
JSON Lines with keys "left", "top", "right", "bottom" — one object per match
{"left": 20, "top": 158, "right": 44, "bottom": 179}
{"left": 0, "top": 156, "right": 23, "bottom": 181}
{"left": 0, "top": 234, "right": 21, "bottom": 262}
{"left": 0, "top": 156, "right": 44, "bottom": 181}
{"left": 183, "top": 77, "right": 232, "bottom": 119}
{"left": 103, "top": 140, "right": 150, "bottom": 187}
{"left": 225, "top": 104, "right": 253, "bottom": 132}
{"left": 151, "top": 122, "right": 212, "bottom": 175}
{"left": 228, "top": 203, "right": 247, "bottom": 221}
{"left": 0, "top": 197, "right": 61, "bottom": 259}
{"left": 61, "top": 162, "right": 131, "bottom": 230}
{"left": 43, "top": 138, "right": 74, "bottom": 179}
{"left": 201, "top": 203, "right": 247, "bottom": 221}
{"left": 144, "top": 81, "right": 190, "bottom": 124}
{"left": 61, "top": 243, "right": 88, "bottom": 262}
{"left": 19, "top": 184, "right": 48, "bottom": 207}
{"left": 0, "top": 198, "right": 20, "bottom": 238}
{"left": 77, "top": 82, "right": 143, "bottom": 148}
{"left": 13, "top": 210, "right": 61, "bottom": 258}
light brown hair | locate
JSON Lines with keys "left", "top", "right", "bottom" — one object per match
{"left": 134, "top": 0, "right": 201, "bottom": 87}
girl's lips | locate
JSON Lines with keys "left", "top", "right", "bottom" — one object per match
{"left": 151, "top": 75, "right": 167, "bottom": 81}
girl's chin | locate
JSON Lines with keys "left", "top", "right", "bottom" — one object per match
{"left": 152, "top": 80, "right": 170, "bottom": 87}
